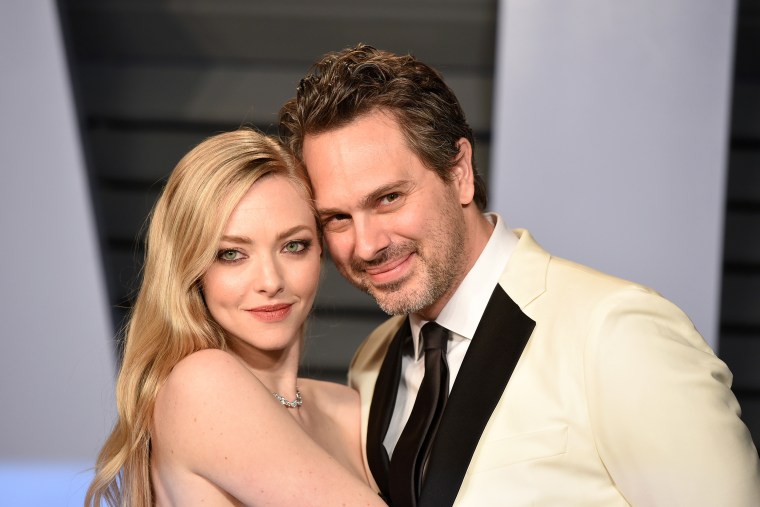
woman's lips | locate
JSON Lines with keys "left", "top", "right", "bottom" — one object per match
{"left": 246, "top": 303, "right": 293, "bottom": 322}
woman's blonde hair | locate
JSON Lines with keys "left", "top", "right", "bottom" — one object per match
{"left": 85, "top": 128, "right": 315, "bottom": 507}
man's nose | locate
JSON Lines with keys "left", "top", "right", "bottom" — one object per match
{"left": 353, "top": 214, "right": 392, "bottom": 261}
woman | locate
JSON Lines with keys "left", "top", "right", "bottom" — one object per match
{"left": 85, "top": 129, "right": 385, "bottom": 506}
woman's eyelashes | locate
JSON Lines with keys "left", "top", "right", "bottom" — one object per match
{"left": 282, "top": 239, "right": 312, "bottom": 255}
{"left": 216, "top": 248, "right": 246, "bottom": 263}
{"left": 215, "top": 239, "right": 313, "bottom": 264}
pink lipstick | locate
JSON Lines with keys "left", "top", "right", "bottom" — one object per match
{"left": 247, "top": 303, "right": 292, "bottom": 322}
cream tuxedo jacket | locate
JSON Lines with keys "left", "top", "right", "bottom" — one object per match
{"left": 348, "top": 229, "right": 760, "bottom": 506}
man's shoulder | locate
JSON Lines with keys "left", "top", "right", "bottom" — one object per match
{"left": 357, "top": 315, "right": 406, "bottom": 359}
{"left": 368, "top": 314, "right": 407, "bottom": 340}
{"left": 348, "top": 315, "right": 406, "bottom": 383}
{"left": 511, "top": 228, "right": 659, "bottom": 297}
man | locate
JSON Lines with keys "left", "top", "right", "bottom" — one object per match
{"left": 279, "top": 44, "right": 760, "bottom": 506}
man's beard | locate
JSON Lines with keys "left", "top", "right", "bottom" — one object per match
{"left": 343, "top": 223, "right": 466, "bottom": 316}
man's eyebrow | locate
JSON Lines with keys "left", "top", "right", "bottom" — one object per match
{"left": 360, "top": 181, "right": 410, "bottom": 208}
{"left": 317, "top": 180, "right": 410, "bottom": 218}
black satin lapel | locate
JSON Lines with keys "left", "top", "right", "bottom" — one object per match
{"left": 366, "top": 318, "right": 410, "bottom": 500}
{"left": 419, "top": 286, "right": 535, "bottom": 507}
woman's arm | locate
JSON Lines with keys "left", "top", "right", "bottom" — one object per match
{"left": 152, "top": 348, "right": 386, "bottom": 506}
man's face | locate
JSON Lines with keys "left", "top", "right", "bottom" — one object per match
{"left": 301, "top": 109, "right": 469, "bottom": 318}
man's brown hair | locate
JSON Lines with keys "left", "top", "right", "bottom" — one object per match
{"left": 279, "top": 43, "right": 488, "bottom": 210}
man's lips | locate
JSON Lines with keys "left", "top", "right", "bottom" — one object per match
{"left": 246, "top": 303, "right": 293, "bottom": 322}
{"left": 362, "top": 253, "right": 414, "bottom": 284}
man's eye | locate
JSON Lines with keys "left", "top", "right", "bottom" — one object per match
{"left": 380, "top": 193, "right": 400, "bottom": 205}
{"left": 323, "top": 213, "right": 350, "bottom": 227}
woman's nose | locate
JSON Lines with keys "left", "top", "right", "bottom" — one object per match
{"left": 253, "top": 255, "right": 284, "bottom": 296}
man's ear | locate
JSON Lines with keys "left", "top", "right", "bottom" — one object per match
{"left": 450, "top": 138, "right": 475, "bottom": 206}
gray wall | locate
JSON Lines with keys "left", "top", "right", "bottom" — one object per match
{"left": 491, "top": 0, "right": 735, "bottom": 350}
{"left": 0, "top": 1, "right": 115, "bottom": 504}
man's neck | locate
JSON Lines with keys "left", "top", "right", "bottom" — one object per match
{"left": 413, "top": 210, "right": 494, "bottom": 321}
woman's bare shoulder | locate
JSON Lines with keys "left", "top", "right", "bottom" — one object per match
{"left": 153, "top": 349, "right": 268, "bottom": 434}
{"left": 158, "top": 349, "right": 246, "bottom": 402}
{"left": 169, "top": 348, "right": 244, "bottom": 380}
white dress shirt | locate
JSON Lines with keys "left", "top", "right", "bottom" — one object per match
{"left": 383, "top": 213, "right": 519, "bottom": 455}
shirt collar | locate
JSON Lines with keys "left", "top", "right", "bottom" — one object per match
{"left": 409, "top": 213, "right": 518, "bottom": 359}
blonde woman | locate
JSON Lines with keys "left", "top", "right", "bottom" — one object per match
{"left": 86, "top": 129, "right": 385, "bottom": 506}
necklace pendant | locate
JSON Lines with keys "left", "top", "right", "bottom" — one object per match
{"left": 272, "top": 387, "right": 302, "bottom": 408}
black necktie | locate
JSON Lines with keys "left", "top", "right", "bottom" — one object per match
{"left": 389, "top": 321, "right": 450, "bottom": 507}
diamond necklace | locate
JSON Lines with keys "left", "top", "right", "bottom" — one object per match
{"left": 272, "top": 386, "right": 302, "bottom": 408}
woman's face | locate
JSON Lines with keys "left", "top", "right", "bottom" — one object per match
{"left": 202, "top": 175, "right": 321, "bottom": 355}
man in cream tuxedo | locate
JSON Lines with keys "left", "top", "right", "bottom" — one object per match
{"left": 279, "top": 44, "right": 760, "bottom": 506}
